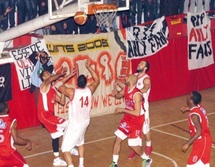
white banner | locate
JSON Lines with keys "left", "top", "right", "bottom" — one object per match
{"left": 126, "top": 16, "right": 169, "bottom": 59}
{"left": 44, "top": 31, "right": 131, "bottom": 117}
{"left": 9, "top": 39, "right": 48, "bottom": 91}
{"left": 187, "top": 11, "right": 214, "bottom": 70}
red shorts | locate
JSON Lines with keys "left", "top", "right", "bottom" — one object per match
{"left": 117, "top": 114, "right": 144, "bottom": 139}
{"left": 187, "top": 135, "right": 212, "bottom": 165}
{"left": 0, "top": 150, "right": 27, "bottom": 167}
{"left": 38, "top": 111, "right": 67, "bottom": 139}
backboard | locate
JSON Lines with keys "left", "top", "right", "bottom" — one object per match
{"left": 48, "top": 0, "right": 129, "bottom": 19}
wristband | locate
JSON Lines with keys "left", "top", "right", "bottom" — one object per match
{"left": 55, "top": 81, "right": 63, "bottom": 89}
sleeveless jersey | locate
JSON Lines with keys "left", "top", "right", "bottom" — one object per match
{"left": 68, "top": 87, "right": 92, "bottom": 123}
{"left": 0, "top": 115, "right": 16, "bottom": 154}
{"left": 124, "top": 86, "right": 144, "bottom": 116}
{"left": 188, "top": 105, "right": 211, "bottom": 138}
{"left": 38, "top": 85, "right": 56, "bottom": 113}
{"left": 135, "top": 73, "right": 151, "bottom": 106}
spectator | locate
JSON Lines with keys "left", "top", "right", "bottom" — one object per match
{"left": 0, "top": 1, "right": 11, "bottom": 31}
{"left": 17, "top": 0, "right": 38, "bottom": 25}
{"left": 38, "top": 0, "right": 51, "bottom": 35}
{"left": 8, "top": 0, "right": 16, "bottom": 28}
{"left": 144, "top": 0, "right": 159, "bottom": 23}
{"left": 64, "top": 17, "right": 79, "bottom": 34}
{"left": 130, "top": 0, "right": 144, "bottom": 25}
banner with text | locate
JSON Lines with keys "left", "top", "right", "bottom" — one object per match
{"left": 44, "top": 31, "right": 131, "bottom": 117}
{"left": 126, "top": 16, "right": 169, "bottom": 59}
{"left": 187, "top": 11, "right": 214, "bottom": 70}
{"left": 9, "top": 39, "right": 48, "bottom": 91}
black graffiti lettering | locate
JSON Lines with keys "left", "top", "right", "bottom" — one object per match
{"left": 127, "top": 40, "right": 146, "bottom": 58}
{"left": 189, "top": 44, "right": 197, "bottom": 59}
{"left": 47, "top": 44, "right": 75, "bottom": 53}
{"left": 21, "top": 77, "right": 31, "bottom": 89}
{"left": 189, "top": 41, "right": 212, "bottom": 60}
{"left": 190, "top": 12, "right": 205, "bottom": 27}
{"left": 133, "top": 27, "right": 141, "bottom": 39}
{"left": 10, "top": 41, "right": 42, "bottom": 60}
{"left": 77, "top": 39, "right": 109, "bottom": 52}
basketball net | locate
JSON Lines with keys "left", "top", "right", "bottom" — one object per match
{"left": 91, "top": 4, "right": 118, "bottom": 33}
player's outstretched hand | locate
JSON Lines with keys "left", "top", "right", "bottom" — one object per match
{"left": 85, "top": 59, "right": 91, "bottom": 68}
{"left": 26, "top": 140, "right": 32, "bottom": 151}
{"left": 181, "top": 143, "right": 189, "bottom": 152}
{"left": 70, "top": 66, "right": 77, "bottom": 77}
{"left": 180, "top": 106, "right": 190, "bottom": 113}
{"left": 115, "top": 108, "right": 123, "bottom": 114}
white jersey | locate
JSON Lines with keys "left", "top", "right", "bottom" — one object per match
{"left": 68, "top": 87, "right": 92, "bottom": 123}
{"left": 135, "top": 73, "right": 151, "bottom": 117}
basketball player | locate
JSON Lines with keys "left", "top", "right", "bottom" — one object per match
{"left": 0, "top": 101, "right": 32, "bottom": 167}
{"left": 29, "top": 51, "right": 54, "bottom": 108}
{"left": 55, "top": 59, "right": 100, "bottom": 167}
{"left": 38, "top": 67, "right": 76, "bottom": 166}
{"left": 181, "top": 91, "right": 212, "bottom": 167}
{"left": 110, "top": 74, "right": 152, "bottom": 167}
{"left": 115, "top": 60, "right": 153, "bottom": 159}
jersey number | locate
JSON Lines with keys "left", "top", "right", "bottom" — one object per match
{"left": 0, "top": 130, "right": 4, "bottom": 143}
{"left": 79, "top": 96, "right": 89, "bottom": 108}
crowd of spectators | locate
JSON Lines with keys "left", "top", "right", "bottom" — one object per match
{"left": 0, "top": 0, "right": 215, "bottom": 34}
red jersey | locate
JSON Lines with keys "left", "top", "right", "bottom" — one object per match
{"left": 0, "top": 115, "right": 27, "bottom": 166}
{"left": 38, "top": 85, "right": 56, "bottom": 114}
{"left": 187, "top": 104, "right": 212, "bottom": 165}
{"left": 37, "top": 85, "right": 67, "bottom": 139}
{"left": 124, "top": 86, "right": 144, "bottom": 116}
{"left": 0, "top": 115, "right": 16, "bottom": 154}
{"left": 188, "top": 105, "right": 211, "bottom": 138}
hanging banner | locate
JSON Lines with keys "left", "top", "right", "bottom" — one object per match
{"left": 187, "top": 11, "right": 214, "bottom": 70}
{"left": 126, "top": 16, "right": 169, "bottom": 59}
{"left": 44, "top": 31, "right": 131, "bottom": 117}
{"left": 0, "top": 63, "right": 12, "bottom": 101}
{"left": 9, "top": 39, "right": 48, "bottom": 91}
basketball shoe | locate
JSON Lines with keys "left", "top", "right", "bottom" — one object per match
{"left": 142, "top": 158, "right": 152, "bottom": 167}
{"left": 128, "top": 150, "right": 136, "bottom": 159}
{"left": 145, "top": 146, "right": 153, "bottom": 155}
{"left": 109, "top": 162, "right": 118, "bottom": 167}
{"left": 53, "top": 157, "right": 67, "bottom": 166}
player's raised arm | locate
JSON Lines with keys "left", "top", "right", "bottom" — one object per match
{"left": 86, "top": 59, "right": 100, "bottom": 94}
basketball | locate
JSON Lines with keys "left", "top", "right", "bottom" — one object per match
{"left": 74, "top": 11, "right": 88, "bottom": 25}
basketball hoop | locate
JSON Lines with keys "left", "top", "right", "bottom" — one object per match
{"left": 88, "top": 4, "right": 118, "bottom": 32}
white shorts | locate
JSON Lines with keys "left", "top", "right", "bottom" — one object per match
{"left": 61, "top": 119, "right": 90, "bottom": 152}
{"left": 142, "top": 121, "right": 150, "bottom": 134}
{"left": 187, "top": 160, "right": 210, "bottom": 167}
{"left": 114, "top": 129, "right": 142, "bottom": 147}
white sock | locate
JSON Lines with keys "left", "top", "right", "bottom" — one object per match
{"left": 68, "top": 165, "right": 74, "bottom": 167}
{"left": 146, "top": 141, "right": 151, "bottom": 147}
{"left": 113, "top": 154, "right": 119, "bottom": 164}
{"left": 79, "top": 157, "right": 84, "bottom": 166}
{"left": 141, "top": 153, "right": 149, "bottom": 160}
{"left": 53, "top": 152, "right": 59, "bottom": 157}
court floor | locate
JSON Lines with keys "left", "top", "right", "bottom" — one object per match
{"left": 16, "top": 87, "right": 215, "bottom": 167}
